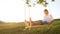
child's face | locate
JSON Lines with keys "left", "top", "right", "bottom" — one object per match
{"left": 44, "top": 11, "right": 48, "bottom": 16}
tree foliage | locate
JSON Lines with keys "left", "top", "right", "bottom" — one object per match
{"left": 25, "top": 0, "right": 55, "bottom": 7}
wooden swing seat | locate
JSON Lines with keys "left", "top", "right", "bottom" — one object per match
{"left": 24, "top": 19, "right": 54, "bottom": 30}
{"left": 29, "top": 20, "right": 53, "bottom": 27}
{"left": 27, "top": 20, "right": 52, "bottom": 26}
{"left": 24, "top": 18, "right": 54, "bottom": 29}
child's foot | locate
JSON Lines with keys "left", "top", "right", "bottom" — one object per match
{"left": 28, "top": 28, "right": 31, "bottom": 30}
{"left": 24, "top": 27, "right": 28, "bottom": 31}
{"left": 28, "top": 26, "right": 31, "bottom": 30}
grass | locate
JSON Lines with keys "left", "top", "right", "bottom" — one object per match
{"left": 0, "top": 19, "right": 60, "bottom": 34}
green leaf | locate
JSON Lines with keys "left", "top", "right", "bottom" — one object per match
{"left": 38, "top": 0, "right": 44, "bottom": 3}
{"left": 26, "top": 0, "right": 29, "bottom": 4}
{"left": 28, "top": 5, "right": 31, "bottom": 7}
{"left": 45, "top": 1, "right": 48, "bottom": 5}
{"left": 43, "top": 3, "right": 47, "bottom": 7}
{"left": 52, "top": 0, "right": 55, "bottom": 2}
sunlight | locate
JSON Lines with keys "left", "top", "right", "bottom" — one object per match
{"left": 0, "top": 0, "right": 60, "bottom": 22}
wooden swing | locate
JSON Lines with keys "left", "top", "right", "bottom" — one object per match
{"left": 24, "top": 17, "right": 53, "bottom": 28}
{"left": 23, "top": 0, "right": 54, "bottom": 30}
{"left": 24, "top": 9, "right": 53, "bottom": 29}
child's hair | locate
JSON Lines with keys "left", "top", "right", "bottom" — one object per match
{"left": 44, "top": 9, "right": 49, "bottom": 15}
{"left": 44, "top": 9, "right": 48, "bottom": 12}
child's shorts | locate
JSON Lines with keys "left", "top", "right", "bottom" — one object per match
{"left": 42, "top": 21, "right": 48, "bottom": 24}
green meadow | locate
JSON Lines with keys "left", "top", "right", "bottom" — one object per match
{"left": 0, "top": 19, "right": 60, "bottom": 34}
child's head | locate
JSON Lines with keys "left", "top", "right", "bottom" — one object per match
{"left": 44, "top": 9, "right": 49, "bottom": 16}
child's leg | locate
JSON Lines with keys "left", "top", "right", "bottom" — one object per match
{"left": 24, "top": 20, "right": 30, "bottom": 28}
{"left": 40, "top": 20, "right": 44, "bottom": 25}
{"left": 29, "top": 17, "right": 32, "bottom": 27}
{"left": 24, "top": 19, "right": 32, "bottom": 30}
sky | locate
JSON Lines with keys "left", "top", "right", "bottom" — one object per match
{"left": 0, "top": 0, "right": 60, "bottom": 22}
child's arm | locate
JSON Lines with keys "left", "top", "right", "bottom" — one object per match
{"left": 48, "top": 15, "right": 54, "bottom": 25}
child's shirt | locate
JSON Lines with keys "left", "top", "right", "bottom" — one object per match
{"left": 43, "top": 14, "right": 53, "bottom": 23}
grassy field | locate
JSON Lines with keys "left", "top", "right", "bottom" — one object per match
{"left": 0, "top": 19, "right": 60, "bottom": 34}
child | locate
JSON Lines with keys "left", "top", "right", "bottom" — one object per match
{"left": 24, "top": 9, "right": 53, "bottom": 30}
{"left": 42, "top": 9, "right": 53, "bottom": 25}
